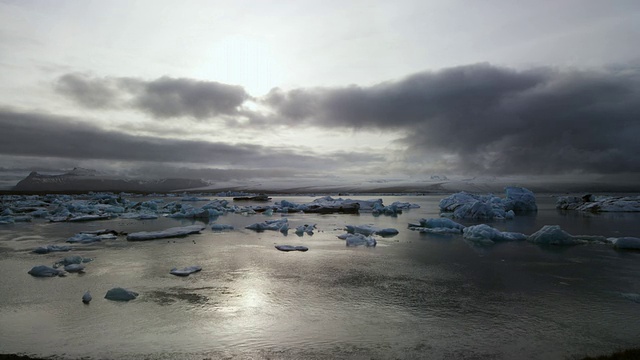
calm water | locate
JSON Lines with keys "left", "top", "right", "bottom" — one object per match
{"left": 0, "top": 194, "right": 639, "bottom": 359}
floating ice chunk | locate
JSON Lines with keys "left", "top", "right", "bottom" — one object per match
{"left": 611, "top": 237, "right": 640, "bottom": 250}
{"left": 55, "top": 255, "right": 92, "bottom": 268}
{"left": 127, "top": 225, "right": 205, "bottom": 241}
{"left": 120, "top": 212, "right": 159, "bottom": 220}
{"left": 64, "top": 264, "right": 85, "bottom": 273}
{"left": 560, "top": 195, "right": 640, "bottom": 212}
{"left": 463, "top": 224, "right": 527, "bottom": 244}
{"left": 66, "top": 233, "right": 115, "bottom": 244}
{"left": 82, "top": 291, "right": 92, "bottom": 304}
{"left": 32, "top": 245, "right": 72, "bottom": 254}
{"left": 0, "top": 215, "right": 14, "bottom": 224}
{"left": 105, "top": 287, "right": 138, "bottom": 301}
{"left": 170, "top": 266, "right": 202, "bottom": 276}
{"left": 211, "top": 224, "right": 234, "bottom": 231}
{"left": 621, "top": 293, "right": 640, "bottom": 303}
{"left": 339, "top": 233, "right": 377, "bottom": 247}
{"left": 28, "top": 265, "right": 65, "bottom": 277}
{"left": 504, "top": 187, "right": 537, "bottom": 212}
{"left": 275, "top": 245, "right": 309, "bottom": 252}
{"left": 409, "top": 218, "right": 465, "bottom": 231}
{"left": 246, "top": 218, "right": 289, "bottom": 232}
{"left": 295, "top": 224, "right": 316, "bottom": 236}
{"left": 525, "top": 225, "right": 610, "bottom": 245}
{"left": 68, "top": 214, "right": 111, "bottom": 222}
{"left": 345, "top": 224, "right": 398, "bottom": 237}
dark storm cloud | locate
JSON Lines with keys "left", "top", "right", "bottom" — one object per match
{"left": 0, "top": 108, "right": 343, "bottom": 169}
{"left": 264, "top": 63, "right": 640, "bottom": 175}
{"left": 55, "top": 74, "right": 249, "bottom": 119}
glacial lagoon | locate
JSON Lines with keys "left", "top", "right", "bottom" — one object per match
{"left": 0, "top": 194, "right": 639, "bottom": 359}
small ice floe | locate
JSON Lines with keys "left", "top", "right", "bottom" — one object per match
{"left": 105, "top": 287, "right": 139, "bottom": 301}
{"left": 54, "top": 255, "right": 93, "bottom": 268}
{"left": 345, "top": 224, "right": 398, "bottom": 237}
{"left": 462, "top": 224, "right": 527, "bottom": 245}
{"left": 557, "top": 195, "right": 640, "bottom": 212}
{"left": 82, "top": 291, "right": 92, "bottom": 304}
{"left": 621, "top": 293, "right": 640, "bottom": 303}
{"left": 528, "top": 225, "right": 607, "bottom": 246}
{"left": 126, "top": 225, "right": 205, "bottom": 241}
{"left": 275, "top": 245, "right": 309, "bottom": 252}
{"left": 211, "top": 224, "right": 234, "bottom": 231}
{"left": 611, "top": 237, "right": 640, "bottom": 250}
{"left": 408, "top": 218, "right": 465, "bottom": 234}
{"left": 246, "top": 218, "right": 289, "bottom": 233}
{"left": 67, "top": 232, "right": 117, "bottom": 244}
{"left": 28, "top": 265, "right": 65, "bottom": 277}
{"left": 68, "top": 214, "right": 111, "bottom": 222}
{"left": 32, "top": 245, "right": 72, "bottom": 254}
{"left": 338, "top": 233, "right": 377, "bottom": 247}
{"left": 170, "top": 266, "right": 202, "bottom": 276}
{"left": 295, "top": 224, "right": 316, "bottom": 236}
{"left": 64, "top": 264, "right": 85, "bottom": 273}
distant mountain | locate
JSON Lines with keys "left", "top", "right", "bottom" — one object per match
{"left": 13, "top": 167, "right": 209, "bottom": 192}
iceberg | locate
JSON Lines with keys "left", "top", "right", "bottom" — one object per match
{"left": 408, "top": 218, "right": 465, "bottom": 234}
{"left": 246, "top": 218, "right": 289, "bottom": 232}
{"left": 295, "top": 224, "right": 316, "bottom": 236}
{"left": 345, "top": 224, "right": 398, "bottom": 237}
{"left": 439, "top": 187, "right": 537, "bottom": 219}
{"left": 611, "top": 237, "right": 640, "bottom": 250}
{"left": 211, "top": 224, "right": 234, "bottom": 231}
{"left": 54, "top": 255, "right": 92, "bottom": 268}
{"left": 82, "top": 291, "right": 92, "bottom": 304}
{"left": 126, "top": 225, "right": 205, "bottom": 241}
{"left": 556, "top": 195, "right": 640, "bottom": 212}
{"left": 275, "top": 245, "right": 309, "bottom": 252}
{"left": 64, "top": 264, "right": 86, "bottom": 273}
{"left": 462, "top": 224, "right": 527, "bottom": 244}
{"left": 170, "top": 265, "right": 202, "bottom": 276}
{"left": 528, "top": 225, "right": 607, "bottom": 246}
{"left": 105, "top": 287, "right": 139, "bottom": 301}
{"left": 32, "top": 245, "right": 72, "bottom": 254}
{"left": 28, "top": 265, "right": 65, "bottom": 277}
{"left": 338, "top": 233, "right": 377, "bottom": 247}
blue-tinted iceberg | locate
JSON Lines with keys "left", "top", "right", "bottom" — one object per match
{"left": 527, "top": 225, "right": 607, "bottom": 245}
{"left": 105, "top": 287, "right": 138, "bottom": 301}
{"left": 246, "top": 218, "right": 289, "bottom": 233}
{"left": 211, "top": 224, "right": 234, "bottom": 231}
{"left": 463, "top": 224, "right": 527, "bottom": 244}
{"left": 408, "top": 218, "right": 465, "bottom": 234}
{"left": 32, "top": 245, "right": 72, "bottom": 254}
{"left": 28, "top": 265, "right": 65, "bottom": 277}
{"left": 82, "top": 291, "right": 92, "bottom": 304}
{"left": 439, "top": 187, "right": 536, "bottom": 220}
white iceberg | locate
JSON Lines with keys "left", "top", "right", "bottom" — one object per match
{"left": 170, "top": 265, "right": 202, "bottom": 276}
{"left": 463, "top": 224, "right": 527, "bottom": 244}
{"left": 126, "top": 225, "right": 205, "bottom": 241}
{"left": 28, "top": 265, "right": 65, "bottom": 277}
{"left": 105, "top": 287, "right": 139, "bottom": 301}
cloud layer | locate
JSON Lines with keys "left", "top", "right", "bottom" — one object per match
{"left": 56, "top": 74, "right": 249, "bottom": 119}
{"left": 264, "top": 63, "right": 640, "bottom": 175}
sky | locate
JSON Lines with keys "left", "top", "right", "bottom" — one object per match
{"left": 1, "top": 0, "right": 640, "bottom": 188}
